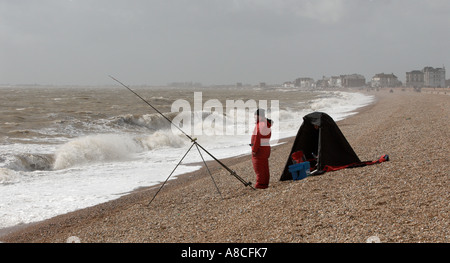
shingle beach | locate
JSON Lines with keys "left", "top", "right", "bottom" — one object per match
{"left": 1, "top": 89, "right": 448, "bottom": 243}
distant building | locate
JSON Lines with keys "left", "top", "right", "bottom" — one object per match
{"left": 282, "top": 81, "right": 295, "bottom": 88}
{"left": 295, "top": 77, "right": 315, "bottom": 89}
{"left": 423, "top": 66, "right": 446, "bottom": 87}
{"left": 371, "top": 73, "right": 402, "bottom": 88}
{"left": 406, "top": 70, "right": 424, "bottom": 88}
{"left": 316, "top": 77, "right": 330, "bottom": 89}
{"left": 406, "top": 66, "right": 446, "bottom": 88}
{"left": 329, "top": 76, "right": 343, "bottom": 88}
{"left": 316, "top": 75, "right": 343, "bottom": 89}
{"left": 168, "top": 81, "right": 202, "bottom": 88}
{"left": 341, "top": 74, "right": 366, "bottom": 88}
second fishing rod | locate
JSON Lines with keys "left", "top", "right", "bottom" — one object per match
{"left": 109, "top": 75, "right": 255, "bottom": 190}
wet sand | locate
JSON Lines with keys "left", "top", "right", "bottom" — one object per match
{"left": 1, "top": 89, "right": 448, "bottom": 243}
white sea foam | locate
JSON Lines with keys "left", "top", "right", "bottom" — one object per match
{"left": 0, "top": 168, "right": 20, "bottom": 185}
{"left": 309, "top": 91, "right": 374, "bottom": 121}
{"left": 53, "top": 134, "right": 143, "bottom": 170}
{"left": 52, "top": 132, "right": 188, "bottom": 170}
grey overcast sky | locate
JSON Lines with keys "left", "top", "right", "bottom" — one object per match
{"left": 0, "top": 0, "right": 449, "bottom": 86}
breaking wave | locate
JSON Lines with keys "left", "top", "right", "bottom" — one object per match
{"left": 6, "top": 153, "right": 54, "bottom": 172}
{"left": 309, "top": 91, "right": 374, "bottom": 120}
{"left": 53, "top": 134, "right": 142, "bottom": 170}
{"left": 53, "top": 132, "right": 186, "bottom": 170}
{"left": 108, "top": 111, "right": 219, "bottom": 132}
{"left": 0, "top": 168, "right": 20, "bottom": 185}
{"left": 109, "top": 113, "right": 177, "bottom": 131}
{"left": 3, "top": 132, "right": 188, "bottom": 173}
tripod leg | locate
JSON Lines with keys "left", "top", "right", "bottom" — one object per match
{"left": 194, "top": 142, "right": 223, "bottom": 199}
{"left": 148, "top": 143, "right": 195, "bottom": 207}
{"left": 195, "top": 143, "right": 255, "bottom": 189}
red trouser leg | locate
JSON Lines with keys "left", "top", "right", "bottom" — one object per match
{"left": 252, "top": 146, "right": 270, "bottom": 189}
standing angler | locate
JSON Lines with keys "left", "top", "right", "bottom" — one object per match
{"left": 250, "top": 109, "right": 273, "bottom": 189}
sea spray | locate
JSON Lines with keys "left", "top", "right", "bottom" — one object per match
{"left": 53, "top": 132, "right": 187, "bottom": 170}
{"left": 53, "top": 134, "right": 143, "bottom": 170}
{"left": 309, "top": 92, "right": 374, "bottom": 121}
{"left": 9, "top": 153, "right": 54, "bottom": 171}
{"left": 0, "top": 168, "right": 20, "bottom": 184}
{"left": 139, "top": 130, "right": 187, "bottom": 150}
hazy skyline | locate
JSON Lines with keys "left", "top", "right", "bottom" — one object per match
{"left": 1, "top": 0, "right": 449, "bottom": 86}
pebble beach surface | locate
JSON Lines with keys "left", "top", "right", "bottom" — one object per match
{"left": 1, "top": 89, "right": 448, "bottom": 243}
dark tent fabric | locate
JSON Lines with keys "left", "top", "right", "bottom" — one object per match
{"left": 280, "top": 112, "right": 386, "bottom": 181}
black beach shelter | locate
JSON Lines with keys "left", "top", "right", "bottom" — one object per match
{"left": 280, "top": 112, "right": 388, "bottom": 181}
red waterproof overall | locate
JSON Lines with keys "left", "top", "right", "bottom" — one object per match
{"left": 251, "top": 119, "right": 272, "bottom": 189}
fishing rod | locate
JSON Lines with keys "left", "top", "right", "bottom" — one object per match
{"left": 109, "top": 75, "right": 255, "bottom": 191}
{"left": 109, "top": 75, "right": 192, "bottom": 140}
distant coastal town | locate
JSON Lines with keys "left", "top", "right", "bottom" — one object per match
{"left": 279, "top": 65, "right": 448, "bottom": 91}
{"left": 2, "top": 65, "right": 448, "bottom": 91}
{"left": 170, "top": 65, "right": 449, "bottom": 91}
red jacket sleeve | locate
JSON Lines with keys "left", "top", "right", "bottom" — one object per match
{"left": 251, "top": 122, "right": 262, "bottom": 153}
